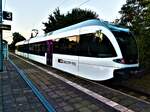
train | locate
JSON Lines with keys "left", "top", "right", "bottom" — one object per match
{"left": 15, "top": 19, "right": 139, "bottom": 81}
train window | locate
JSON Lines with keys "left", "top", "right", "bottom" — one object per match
{"left": 38, "top": 42, "right": 46, "bottom": 56}
{"left": 53, "top": 39, "right": 59, "bottom": 53}
{"left": 59, "top": 38, "right": 69, "bottom": 54}
{"left": 67, "top": 36, "right": 78, "bottom": 55}
{"left": 28, "top": 41, "right": 46, "bottom": 56}
{"left": 79, "top": 34, "right": 91, "bottom": 56}
{"left": 17, "top": 41, "right": 46, "bottom": 56}
{"left": 29, "top": 44, "right": 34, "bottom": 53}
{"left": 79, "top": 32, "right": 116, "bottom": 57}
{"left": 41, "top": 42, "right": 46, "bottom": 53}
{"left": 34, "top": 44, "right": 38, "bottom": 54}
{"left": 53, "top": 36, "right": 78, "bottom": 55}
{"left": 24, "top": 44, "right": 28, "bottom": 53}
{"left": 19, "top": 45, "right": 24, "bottom": 52}
{"left": 112, "top": 31, "right": 138, "bottom": 63}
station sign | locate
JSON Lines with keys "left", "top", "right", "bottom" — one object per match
{"left": 3, "top": 11, "right": 12, "bottom": 21}
{"left": 0, "top": 24, "right": 11, "bottom": 30}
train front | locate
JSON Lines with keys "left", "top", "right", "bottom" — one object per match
{"left": 110, "top": 27, "right": 139, "bottom": 80}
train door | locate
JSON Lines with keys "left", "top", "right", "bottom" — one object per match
{"left": 52, "top": 36, "right": 79, "bottom": 75}
{"left": 47, "top": 40, "right": 53, "bottom": 66}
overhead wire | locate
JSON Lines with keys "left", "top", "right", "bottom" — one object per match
{"left": 33, "top": 0, "right": 68, "bottom": 32}
{"left": 33, "top": 0, "right": 92, "bottom": 33}
{"left": 77, "top": 0, "right": 91, "bottom": 7}
{"left": 58, "top": 0, "right": 66, "bottom": 8}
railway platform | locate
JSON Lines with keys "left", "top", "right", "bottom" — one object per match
{"left": 0, "top": 61, "right": 47, "bottom": 112}
{"left": 1, "top": 53, "right": 150, "bottom": 112}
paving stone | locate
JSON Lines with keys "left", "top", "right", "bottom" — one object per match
{"left": 1, "top": 61, "right": 47, "bottom": 112}
{"left": 88, "top": 104, "right": 100, "bottom": 110}
{"left": 78, "top": 107, "right": 92, "bottom": 112}
{"left": 80, "top": 100, "right": 92, "bottom": 106}
{"left": 56, "top": 108, "right": 66, "bottom": 112}
{"left": 3, "top": 108, "right": 16, "bottom": 112}
{"left": 58, "top": 102, "right": 67, "bottom": 107}
{"left": 0, "top": 105, "right": 2, "bottom": 111}
{"left": 63, "top": 105, "right": 74, "bottom": 112}
{"left": 23, "top": 89, "right": 32, "bottom": 93}
{"left": 36, "top": 107, "right": 47, "bottom": 112}
{"left": 0, "top": 97, "right": 2, "bottom": 104}
{"left": 16, "top": 96, "right": 27, "bottom": 102}
{"left": 74, "top": 103, "right": 83, "bottom": 109}
{"left": 63, "top": 96, "right": 73, "bottom": 101}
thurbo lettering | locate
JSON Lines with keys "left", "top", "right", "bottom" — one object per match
{"left": 58, "top": 59, "right": 76, "bottom": 66}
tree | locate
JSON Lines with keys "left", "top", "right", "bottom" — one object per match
{"left": 43, "top": 8, "right": 99, "bottom": 33}
{"left": 9, "top": 32, "right": 26, "bottom": 51}
{"left": 119, "top": 0, "right": 150, "bottom": 70}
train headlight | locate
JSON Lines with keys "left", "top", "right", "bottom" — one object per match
{"left": 113, "top": 58, "right": 125, "bottom": 64}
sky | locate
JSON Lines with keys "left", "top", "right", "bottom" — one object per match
{"left": 2, "top": 0, "right": 126, "bottom": 44}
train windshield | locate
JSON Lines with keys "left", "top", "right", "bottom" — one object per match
{"left": 112, "top": 31, "right": 138, "bottom": 64}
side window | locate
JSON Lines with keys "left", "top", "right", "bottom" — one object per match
{"left": 41, "top": 42, "right": 46, "bottom": 53}
{"left": 59, "top": 38, "right": 69, "bottom": 54}
{"left": 53, "top": 38, "right": 60, "bottom": 54}
{"left": 28, "top": 41, "right": 46, "bottom": 56}
{"left": 38, "top": 42, "right": 46, "bottom": 56}
{"left": 79, "top": 31, "right": 116, "bottom": 57}
{"left": 79, "top": 34, "right": 92, "bottom": 56}
{"left": 53, "top": 36, "right": 78, "bottom": 55}
{"left": 67, "top": 36, "right": 78, "bottom": 55}
{"left": 19, "top": 45, "right": 22, "bottom": 52}
{"left": 29, "top": 43, "right": 34, "bottom": 53}
{"left": 25, "top": 44, "right": 29, "bottom": 53}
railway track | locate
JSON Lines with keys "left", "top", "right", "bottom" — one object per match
{"left": 116, "top": 85, "right": 150, "bottom": 102}
{"left": 98, "top": 80, "right": 150, "bottom": 102}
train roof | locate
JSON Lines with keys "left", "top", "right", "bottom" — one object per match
{"left": 46, "top": 19, "right": 129, "bottom": 35}
{"left": 47, "top": 19, "right": 104, "bottom": 35}
{"left": 16, "top": 40, "right": 25, "bottom": 46}
{"left": 16, "top": 19, "right": 129, "bottom": 45}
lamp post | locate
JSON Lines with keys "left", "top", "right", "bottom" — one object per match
{"left": 0, "top": 0, "right": 3, "bottom": 71}
{"left": 0, "top": 0, "right": 12, "bottom": 71}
